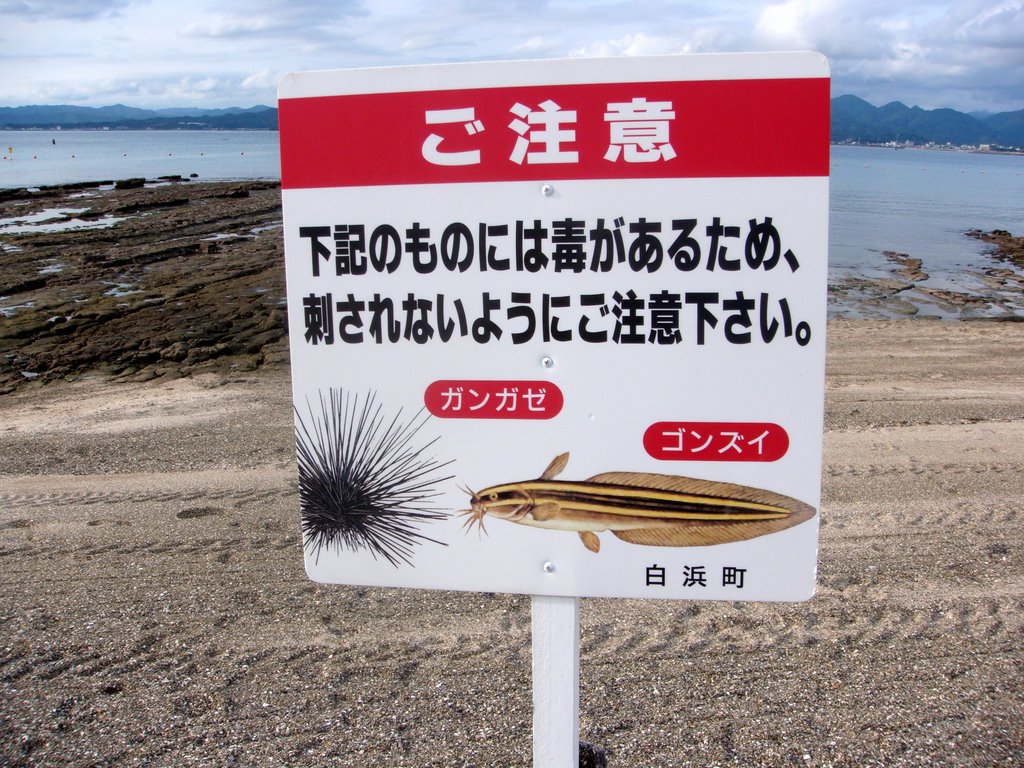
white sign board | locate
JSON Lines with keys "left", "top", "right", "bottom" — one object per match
{"left": 279, "top": 53, "right": 829, "bottom": 601}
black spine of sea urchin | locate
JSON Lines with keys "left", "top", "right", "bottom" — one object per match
{"left": 295, "top": 389, "right": 453, "bottom": 567}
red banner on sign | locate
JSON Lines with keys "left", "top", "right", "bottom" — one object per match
{"left": 424, "top": 380, "right": 563, "bottom": 419}
{"left": 280, "top": 77, "right": 829, "bottom": 189}
{"left": 643, "top": 421, "right": 789, "bottom": 462}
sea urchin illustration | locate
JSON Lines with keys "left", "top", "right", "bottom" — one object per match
{"left": 295, "top": 389, "right": 453, "bottom": 567}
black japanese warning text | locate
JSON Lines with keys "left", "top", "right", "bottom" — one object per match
{"left": 296, "top": 214, "right": 815, "bottom": 348}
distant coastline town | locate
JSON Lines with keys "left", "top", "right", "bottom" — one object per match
{"left": 1, "top": 96, "right": 1022, "bottom": 153}
{"left": 832, "top": 139, "right": 1023, "bottom": 155}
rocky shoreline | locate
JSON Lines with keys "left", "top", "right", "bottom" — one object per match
{"left": 1, "top": 178, "right": 288, "bottom": 394}
{"left": 2, "top": 179, "right": 1023, "bottom": 394}
{"left": 968, "top": 227, "right": 1024, "bottom": 268}
{"left": 827, "top": 232, "right": 1024, "bottom": 320}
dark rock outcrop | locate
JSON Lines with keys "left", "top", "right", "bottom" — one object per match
{"left": 0, "top": 179, "right": 288, "bottom": 393}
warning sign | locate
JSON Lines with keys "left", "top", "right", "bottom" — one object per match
{"left": 279, "top": 52, "right": 830, "bottom": 601}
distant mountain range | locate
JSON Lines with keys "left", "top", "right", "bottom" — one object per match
{"left": 0, "top": 104, "right": 278, "bottom": 131}
{"left": 830, "top": 95, "right": 1023, "bottom": 148}
{"left": 1, "top": 98, "right": 1022, "bottom": 147}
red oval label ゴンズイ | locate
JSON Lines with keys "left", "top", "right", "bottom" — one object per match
{"left": 643, "top": 421, "right": 789, "bottom": 461}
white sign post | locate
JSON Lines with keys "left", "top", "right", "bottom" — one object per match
{"left": 532, "top": 594, "right": 580, "bottom": 765}
{"left": 279, "top": 52, "right": 830, "bottom": 765}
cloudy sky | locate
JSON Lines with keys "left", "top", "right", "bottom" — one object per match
{"left": 1, "top": 0, "right": 1022, "bottom": 113}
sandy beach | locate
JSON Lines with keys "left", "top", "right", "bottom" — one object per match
{"left": 1, "top": 181, "right": 1022, "bottom": 766}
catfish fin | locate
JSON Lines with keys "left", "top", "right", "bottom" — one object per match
{"left": 540, "top": 452, "right": 570, "bottom": 480}
{"left": 588, "top": 471, "right": 814, "bottom": 514}
{"left": 612, "top": 517, "right": 814, "bottom": 548}
{"left": 529, "top": 502, "right": 561, "bottom": 521}
{"left": 579, "top": 531, "right": 601, "bottom": 553}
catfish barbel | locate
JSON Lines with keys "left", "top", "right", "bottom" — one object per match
{"left": 462, "top": 453, "right": 816, "bottom": 552}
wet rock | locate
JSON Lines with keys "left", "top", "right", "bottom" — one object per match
{"left": 0, "top": 179, "right": 287, "bottom": 394}
{"left": 968, "top": 228, "right": 1024, "bottom": 269}
{"left": 159, "top": 342, "right": 191, "bottom": 362}
{"left": 883, "top": 251, "right": 929, "bottom": 282}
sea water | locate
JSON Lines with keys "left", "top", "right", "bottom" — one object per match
{"left": 0, "top": 130, "right": 280, "bottom": 188}
{"left": 2, "top": 132, "right": 1022, "bottom": 315}
{"left": 829, "top": 145, "right": 1024, "bottom": 282}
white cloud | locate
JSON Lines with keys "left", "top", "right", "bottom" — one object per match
{"left": 181, "top": 17, "right": 280, "bottom": 38}
{"left": 0, "top": 0, "right": 1021, "bottom": 112}
{"left": 509, "top": 36, "right": 550, "bottom": 53}
{"left": 240, "top": 69, "right": 280, "bottom": 92}
{"left": 0, "top": 0, "right": 130, "bottom": 20}
{"left": 755, "top": 0, "right": 814, "bottom": 46}
{"left": 569, "top": 32, "right": 681, "bottom": 58}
